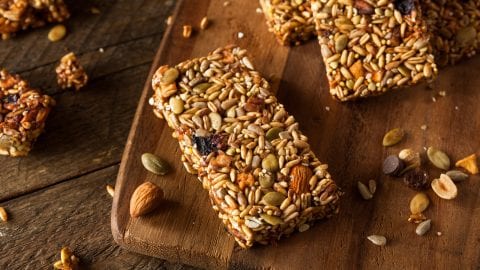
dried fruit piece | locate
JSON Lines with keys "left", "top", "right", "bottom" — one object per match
{"left": 403, "top": 169, "right": 429, "bottom": 190}
{"left": 211, "top": 153, "right": 232, "bottom": 168}
{"left": 129, "top": 182, "right": 164, "bottom": 218}
{"left": 357, "top": 181, "right": 373, "bottom": 200}
{"left": 431, "top": 174, "right": 457, "bottom": 200}
{"left": 237, "top": 173, "right": 255, "bottom": 190}
{"left": 409, "top": 193, "right": 429, "bottom": 214}
{"left": 355, "top": 0, "right": 374, "bottom": 15}
{"left": 382, "top": 128, "right": 405, "bottom": 147}
{"left": 455, "top": 154, "right": 478, "bottom": 175}
{"left": 446, "top": 170, "right": 469, "bottom": 182}
{"left": 415, "top": 219, "right": 432, "bottom": 236}
{"left": 383, "top": 155, "right": 405, "bottom": 176}
{"left": 141, "top": 153, "right": 171, "bottom": 175}
{"left": 367, "top": 235, "right": 387, "bottom": 246}
{"left": 192, "top": 134, "right": 227, "bottom": 156}
{"left": 289, "top": 165, "right": 312, "bottom": 194}
{"left": 0, "top": 207, "right": 8, "bottom": 222}
{"left": 394, "top": 0, "right": 414, "bottom": 15}
{"left": 427, "top": 147, "right": 450, "bottom": 170}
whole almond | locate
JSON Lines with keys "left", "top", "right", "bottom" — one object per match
{"left": 289, "top": 165, "right": 312, "bottom": 194}
{"left": 130, "top": 182, "right": 164, "bottom": 218}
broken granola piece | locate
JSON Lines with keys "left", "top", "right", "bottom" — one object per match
{"left": 0, "top": 69, "right": 55, "bottom": 157}
{"left": 55, "top": 52, "right": 88, "bottom": 91}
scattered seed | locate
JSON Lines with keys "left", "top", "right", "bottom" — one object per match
{"left": 259, "top": 174, "right": 275, "bottom": 188}
{"left": 383, "top": 155, "right": 405, "bottom": 176}
{"left": 367, "top": 235, "right": 387, "bottom": 246}
{"left": 437, "top": 231, "right": 442, "bottom": 236}
{"left": 416, "top": 219, "right": 432, "bottom": 236}
{"left": 446, "top": 170, "right": 469, "bottom": 182}
{"left": 256, "top": 7, "right": 262, "bottom": 14}
{"left": 357, "top": 181, "right": 373, "bottom": 200}
{"left": 325, "top": 106, "right": 330, "bottom": 111}
{"left": 403, "top": 169, "right": 429, "bottom": 190}
{"left": 141, "top": 153, "right": 171, "bottom": 175}
{"left": 410, "top": 192, "right": 429, "bottom": 214}
{"left": 106, "top": 185, "right": 115, "bottom": 197}
{"left": 368, "top": 179, "right": 376, "bottom": 194}
{"left": 0, "top": 207, "right": 7, "bottom": 222}
{"left": 431, "top": 174, "right": 457, "bottom": 200}
{"left": 98, "top": 48, "right": 104, "bottom": 53}
{"left": 427, "top": 147, "right": 450, "bottom": 170}
{"left": 262, "top": 153, "right": 279, "bottom": 172}
{"left": 262, "top": 192, "right": 286, "bottom": 206}
{"left": 183, "top": 25, "right": 192, "bottom": 38}
{"left": 48, "top": 24, "right": 67, "bottom": 42}
{"left": 455, "top": 154, "right": 478, "bottom": 175}
{"left": 438, "top": 91, "right": 446, "bottom": 97}
{"left": 200, "top": 16, "right": 209, "bottom": 30}
{"left": 382, "top": 128, "right": 405, "bottom": 147}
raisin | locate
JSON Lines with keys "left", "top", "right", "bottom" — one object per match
{"left": 192, "top": 133, "right": 227, "bottom": 156}
{"left": 394, "top": 0, "right": 415, "bottom": 15}
{"left": 403, "top": 169, "right": 429, "bottom": 190}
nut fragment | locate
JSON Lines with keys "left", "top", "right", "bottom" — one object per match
{"left": 48, "top": 24, "right": 67, "bottom": 42}
{"left": 367, "top": 235, "right": 387, "bottom": 246}
{"left": 427, "top": 147, "right": 450, "bottom": 170}
{"left": 237, "top": 173, "right": 254, "bottom": 190}
{"left": 409, "top": 192, "right": 429, "bottom": 214}
{"left": 382, "top": 128, "right": 405, "bottom": 147}
{"left": 408, "top": 213, "right": 427, "bottom": 224}
{"left": 431, "top": 174, "right": 457, "bottom": 200}
{"left": 0, "top": 207, "right": 8, "bottom": 222}
{"left": 446, "top": 170, "right": 469, "bottom": 182}
{"left": 357, "top": 181, "right": 373, "bottom": 200}
{"left": 455, "top": 154, "right": 478, "bottom": 175}
{"left": 129, "top": 181, "right": 164, "bottom": 218}
{"left": 289, "top": 165, "right": 312, "bottom": 194}
{"left": 183, "top": 25, "right": 192, "bottom": 38}
{"left": 141, "top": 153, "right": 171, "bottom": 175}
{"left": 106, "top": 185, "right": 115, "bottom": 197}
{"left": 415, "top": 219, "right": 432, "bottom": 236}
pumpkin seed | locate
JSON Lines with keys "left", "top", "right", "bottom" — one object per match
{"left": 409, "top": 192, "right": 429, "bottom": 214}
{"left": 161, "top": 68, "right": 179, "bottom": 85}
{"left": 141, "top": 153, "right": 171, "bottom": 175}
{"left": 456, "top": 26, "right": 477, "bottom": 46}
{"left": 262, "top": 153, "right": 279, "bottom": 172}
{"left": 335, "top": 34, "right": 348, "bottom": 52}
{"left": 260, "top": 213, "right": 283, "bottom": 226}
{"left": 193, "top": 82, "right": 213, "bottom": 94}
{"left": 357, "top": 181, "right": 373, "bottom": 200}
{"left": 427, "top": 147, "right": 450, "bottom": 170}
{"left": 368, "top": 179, "right": 376, "bottom": 194}
{"left": 259, "top": 173, "right": 275, "bottom": 188}
{"left": 431, "top": 174, "right": 457, "bottom": 200}
{"left": 382, "top": 128, "right": 405, "bottom": 146}
{"left": 262, "top": 192, "right": 286, "bottom": 206}
{"left": 446, "top": 170, "right": 469, "bottom": 182}
{"left": 169, "top": 97, "right": 184, "bottom": 114}
{"left": 265, "top": 127, "right": 283, "bottom": 141}
{"left": 48, "top": 24, "right": 67, "bottom": 42}
{"left": 367, "top": 235, "right": 387, "bottom": 246}
{"left": 415, "top": 219, "right": 432, "bottom": 236}
{"left": 208, "top": 112, "right": 222, "bottom": 130}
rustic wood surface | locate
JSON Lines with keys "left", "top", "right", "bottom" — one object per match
{"left": 0, "top": 0, "right": 196, "bottom": 269}
{"left": 113, "top": 0, "right": 480, "bottom": 269}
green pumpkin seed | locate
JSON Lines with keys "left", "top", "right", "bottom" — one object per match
{"left": 335, "top": 34, "right": 348, "bottom": 52}
{"left": 169, "top": 97, "right": 184, "bottom": 114}
{"left": 259, "top": 173, "right": 275, "bottom": 188}
{"left": 427, "top": 147, "right": 450, "bottom": 170}
{"left": 262, "top": 192, "right": 286, "bottom": 206}
{"left": 367, "top": 235, "right": 387, "bottom": 246}
{"left": 265, "top": 127, "right": 283, "bottom": 141}
{"left": 260, "top": 213, "right": 284, "bottom": 226}
{"left": 141, "top": 153, "right": 171, "bottom": 175}
{"left": 161, "top": 68, "right": 179, "bottom": 85}
{"left": 262, "top": 154, "right": 279, "bottom": 172}
{"left": 193, "top": 82, "right": 213, "bottom": 94}
{"left": 382, "top": 128, "right": 405, "bottom": 147}
{"left": 446, "top": 170, "right": 469, "bottom": 182}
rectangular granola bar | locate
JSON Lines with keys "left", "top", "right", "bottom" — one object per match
{"left": 422, "top": 0, "right": 480, "bottom": 66}
{"left": 260, "top": 0, "right": 316, "bottom": 46}
{"left": 150, "top": 45, "right": 341, "bottom": 248}
{"left": 312, "top": 0, "right": 438, "bottom": 101}
{"left": 0, "top": 69, "right": 55, "bottom": 157}
{"left": 0, "top": 0, "right": 69, "bottom": 39}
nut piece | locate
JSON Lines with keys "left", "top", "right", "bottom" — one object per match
{"left": 431, "top": 174, "right": 457, "bottom": 200}
{"left": 183, "top": 25, "right": 192, "bottom": 38}
{"left": 54, "top": 246, "right": 79, "bottom": 270}
{"left": 408, "top": 213, "right": 427, "bottom": 224}
{"left": 357, "top": 181, "right": 373, "bottom": 200}
{"left": 0, "top": 207, "right": 8, "bottom": 222}
{"left": 427, "top": 147, "right": 450, "bottom": 170}
{"left": 56, "top": 52, "right": 89, "bottom": 91}
{"left": 446, "top": 170, "right": 469, "bottom": 182}
{"left": 382, "top": 128, "right": 405, "bottom": 147}
{"left": 129, "top": 181, "right": 164, "bottom": 218}
{"left": 455, "top": 154, "right": 478, "bottom": 175}
{"left": 410, "top": 193, "right": 429, "bottom": 214}
{"left": 141, "top": 153, "right": 171, "bottom": 175}
{"left": 106, "top": 185, "right": 115, "bottom": 197}
{"left": 367, "top": 235, "right": 387, "bottom": 246}
{"left": 399, "top": 148, "right": 421, "bottom": 167}
{"left": 416, "top": 219, "right": 432, "bottom": 236}
{"left": 48, "top": 24, "right": 67, "bottom": 42}
{"left": 289, "top": 165, "right": 312, "bottom": 195}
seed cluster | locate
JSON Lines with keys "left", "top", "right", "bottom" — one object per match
{"left": 150, "top": 45, "right": 342, "bottom": 248}
{"left": 55, "top": 52, "right": 89, "bottom": 91}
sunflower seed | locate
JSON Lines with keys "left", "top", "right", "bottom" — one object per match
{"left": 415, "top": 219, "right": 432, "bottom": 236}
{"left": 368, "top": 179, "right": 376, "bottom": 194}
{"left": 446, "top": 170, "right": 469, "bottom": 182}
{"left": 367, "top": 235, "right": 387, "bottom": 246}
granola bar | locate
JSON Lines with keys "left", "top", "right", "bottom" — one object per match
{"left": 0, "top": 0, "right": 69, "bottom": 39}
{"left": 56, "top": 52, "right": 89, "bottom": 91}
{"left": 422, "top": 0, "right": 480, "bottom": 67}
{"left": 260, "top": 0, "right": 316, "bottom": 46}
{"left": 0, "top": 69, "right": 55, "bottom": 157}
{"left": 150, "top": 45, "right": 341, "bottom": 248}
{"left": 312, "top": 0, "right": 438, "bottom": 101}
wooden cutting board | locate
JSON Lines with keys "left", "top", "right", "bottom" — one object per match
{"left": 111, "top": 0, "right": 480, "bottom": 268}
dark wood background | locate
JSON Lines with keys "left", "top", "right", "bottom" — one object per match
{"left": 0, "top": 0, "right": 194, "bottom": 269}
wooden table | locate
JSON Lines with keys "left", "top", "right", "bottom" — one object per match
{"left": 0, "top": 0, "right": 194, "bottom": 269}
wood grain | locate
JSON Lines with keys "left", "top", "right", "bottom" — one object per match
{"left": 113, "top": 0, "right": 480, "bottom": 269}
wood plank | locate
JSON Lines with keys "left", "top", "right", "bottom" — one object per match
{"left": 0, "top": 165, "right": 193, "bottom": 269}
{"left": 113, "top": 0, "right": 480, "bottom": 269}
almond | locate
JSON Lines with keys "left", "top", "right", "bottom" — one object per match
{"left": 130, "top": 182, "right": 164, "bottom": 218}
{"left": 455, "top": 154, "right": 478, "bottom": 175}
{"left": 289, "top": 165, "right": 312, "bottom": 195}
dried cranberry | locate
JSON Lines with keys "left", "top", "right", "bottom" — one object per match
{"left": 394, "top": 0, "right": 415, "bottom": 15}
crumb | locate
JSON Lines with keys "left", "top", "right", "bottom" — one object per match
{"left": 166, "top": 15, "right": 173, "bottom": 25}
{"left": 437, "top": 231, "right": 442, "bottom": 236}
{"left": 455, "top": 106, "right": 459, "bottom": 111}
{"left": 256, "top": 7, "right": 263, "bottom": 14}
{"left": 325, "top": 106, "right": 330, "bottom": 111}
{"left": 98, "top": 48, "right": 104, "bottom": 53}
{"left": 432, "top": 96, "right": 437, "bottom": 102}
{"left": 421, "top": 124, "right": 427, "bottom": 131}
{"left": 223, "top": 1, "right": 230, "bottom": 7}
{"left": 438, "top": 91, "right": 446, "bottom": 97}
{"left": 237, "top": 32, "right": 244, "bottom": 39}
